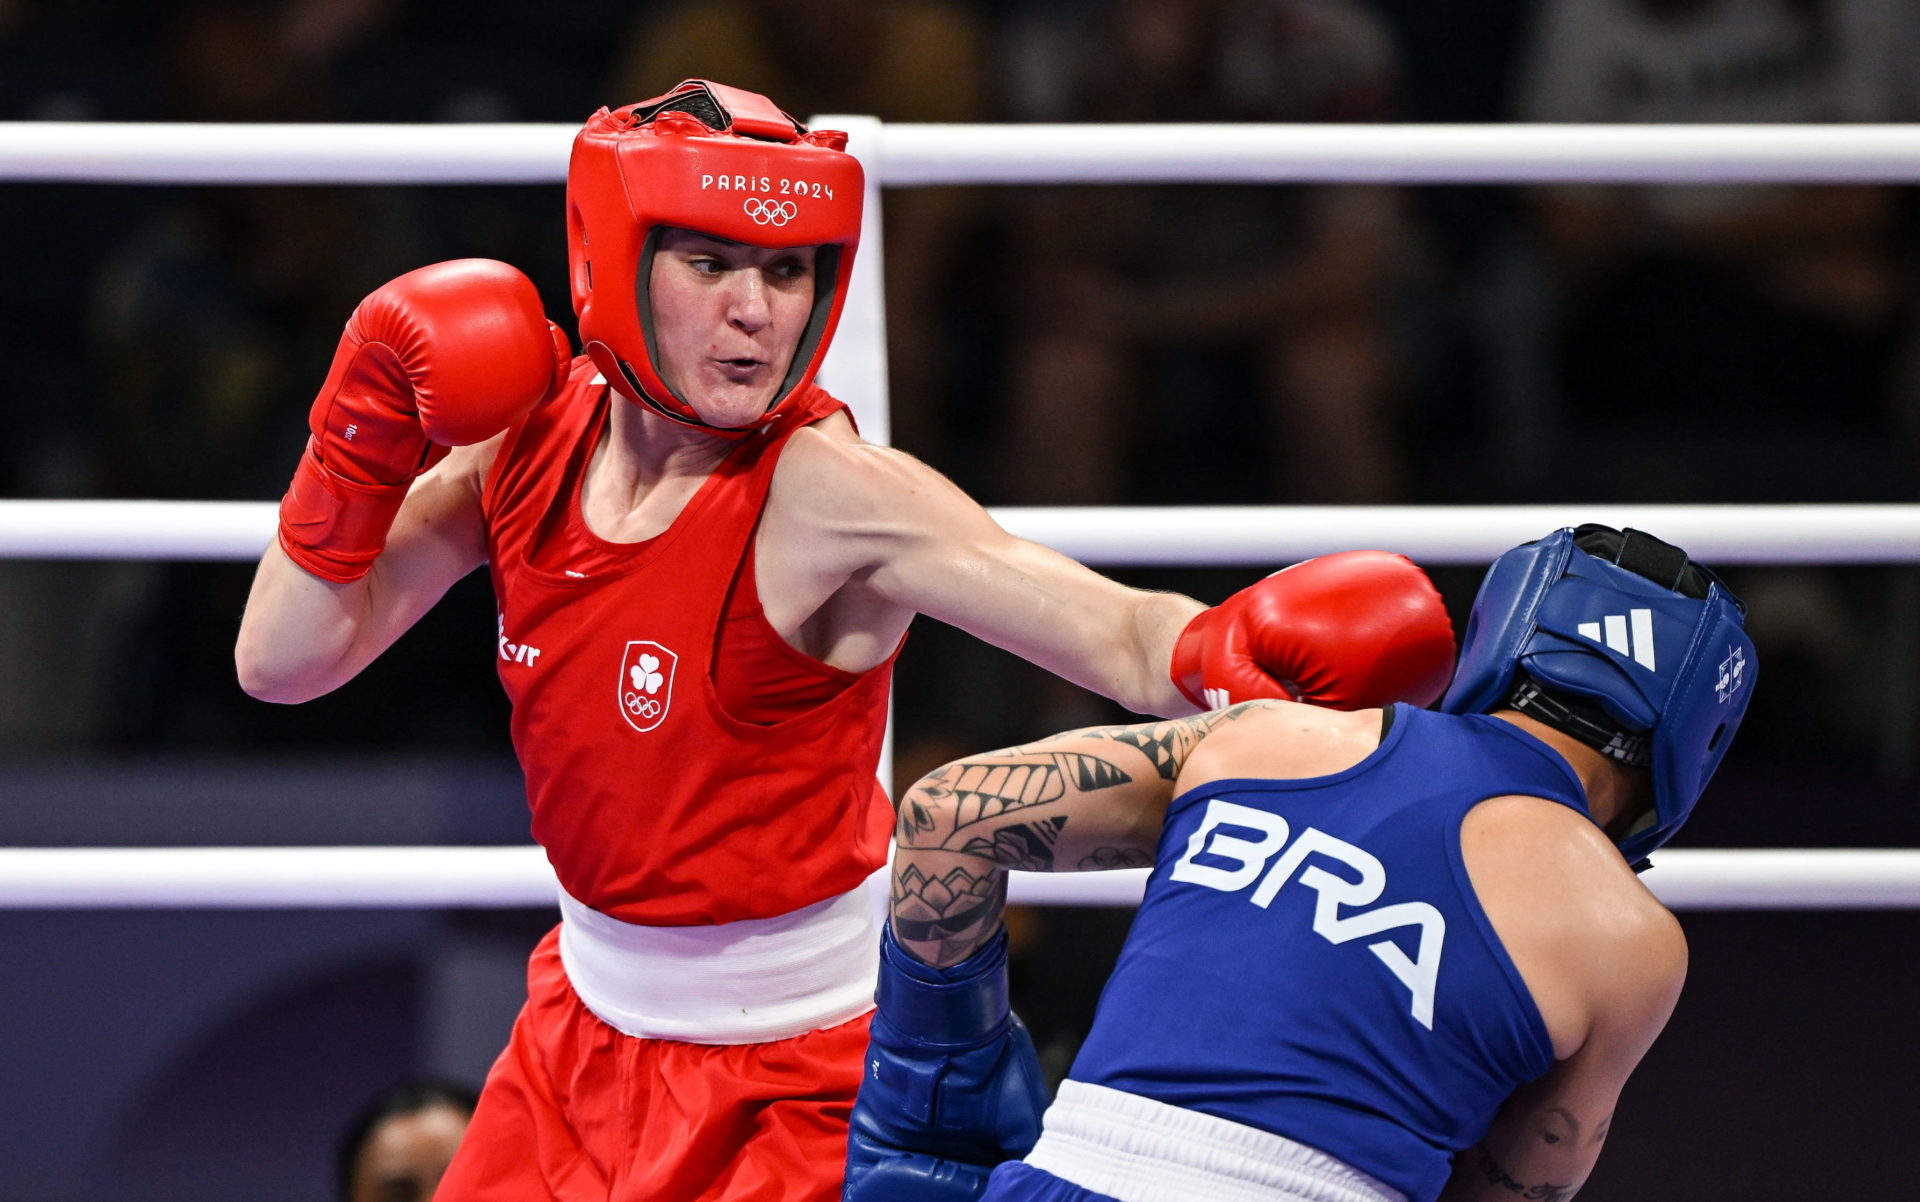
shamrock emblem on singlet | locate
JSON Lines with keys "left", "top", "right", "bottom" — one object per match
{"left": 618, "top": 641, "right": 678, "bottom": 733}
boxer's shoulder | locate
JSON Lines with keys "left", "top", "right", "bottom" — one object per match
{"left": 1177, "top": 701, "right": 1379, "bottom": 788}
{"left": 1464, "top": 794, "right": 1666, "bottom": 922}
{"left": 769, "top": 421, "right": 975, "bottom": 538}
{"left": 1463, "top": 794, "right": 1683, "bottom": 1055}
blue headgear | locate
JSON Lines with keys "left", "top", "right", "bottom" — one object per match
{"left": 1441, "top": 525, "right": 1755, "bottom": 867}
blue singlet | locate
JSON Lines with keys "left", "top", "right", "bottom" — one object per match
{"left": 1068, "top": 705, "right": 1590, "bottom": 1202}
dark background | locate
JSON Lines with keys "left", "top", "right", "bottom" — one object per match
{"left": 2, "top": 0, "right": 1918, "bottom": 1198}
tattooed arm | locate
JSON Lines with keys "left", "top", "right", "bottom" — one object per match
{"left": 1443, "top": 1088, "right": 1606, "bottom": 1202}
{"left": 1438, "top": 900, "right": 1687, "bottom": 1201}
{"left": 891, "top": 703, "right": 1279, "bottom": 967}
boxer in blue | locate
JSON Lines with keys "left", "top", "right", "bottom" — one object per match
{"left": 844, "top": 525, "right": 1756, "bottom": 1202}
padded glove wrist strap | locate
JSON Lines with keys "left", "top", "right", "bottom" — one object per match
{"left": 876, "top": 925, "right": 1012, "bottom": 1049}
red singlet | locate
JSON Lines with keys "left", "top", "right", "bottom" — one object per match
{"left": 483, "top": 364, "right": 897, "bottom": 925}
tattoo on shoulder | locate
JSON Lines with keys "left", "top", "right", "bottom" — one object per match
{"left": 1080, "top": 702, "right": 1275, "bottom": 781}
{"left": 1078, "top": 846, "right": 1153, "bottom": 870}
{"left": 1471, "top": 1145, "right": 1575, "bottom": 1202}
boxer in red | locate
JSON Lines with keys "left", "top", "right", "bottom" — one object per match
{"left": 234, "top": 81, "right": 1457, "bottom": 1202}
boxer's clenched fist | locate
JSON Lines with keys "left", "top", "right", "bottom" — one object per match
{"left": 278, "top": 259, "right": 572, "bottom": 583}
{"left": 1171, "top": 550, "right": 1456, "bottom": 712}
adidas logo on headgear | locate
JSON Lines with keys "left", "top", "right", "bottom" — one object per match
{"left": 1577, "top": 609, "right": 1657, "bottom": 671}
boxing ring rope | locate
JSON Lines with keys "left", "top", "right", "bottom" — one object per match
{"left": 4, "top": 120, "right": 1919, "bottom": 909}
{"left": 1, "top": 848, "right": 1916, "bottom": 911}
{"left": 1, "top": 500, "right": 1916, "bottom": 565}
{"left": 6, "top": 122, "right": 1920, "bottom": 184}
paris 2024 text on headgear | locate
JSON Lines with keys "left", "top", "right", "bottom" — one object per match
{"left": 1441, "top": 525, "right": 1756, "bottom": 868}
{"left": 565, "top": 79, "right": 865, "bottom": 435}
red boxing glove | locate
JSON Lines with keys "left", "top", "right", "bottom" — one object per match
{"left": 278, "top": 259, "right": 573, "bottom": 582}
{"left": 1170, "top": 550, "right": 1456, "bottom": 711}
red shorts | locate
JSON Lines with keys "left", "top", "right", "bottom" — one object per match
{"left": 436, "top": 926, "right": 870, "bottom": 1201}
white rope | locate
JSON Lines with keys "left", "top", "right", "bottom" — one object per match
{"left": 1016, "top": 851, "right": 1920, "bottom": 910}
{"left": 7, "top": 122, "right": 1920, "bottom": 185}
{"left": 995, "top": 504, "right": 1920, "bottom": 566}
{"left": 0, "top": 847, "right": 554, "bottom": 908}
{"left": 871, "top": 123, "right": 1920, "bottom": 186}
{"left": 3, "top": 500, "right": 1915, "bottom": 565}
{"left": 0, "top": 122, "right": 575, "bottom": 183}
{"left": 0, "top": 500, "right": 279, "bottom": 561}
{"left": 5, "top": 122, "right": 1908, "bottom": 921}
{"left": 0, "top": 846, "right": 1913, "bottom": 909}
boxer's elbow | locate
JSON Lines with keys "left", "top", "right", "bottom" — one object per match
{"left": 234, "top": 653, "right": 310, "bottom": 705}
{"left": 234, "top": 633, "right": 338, "bottom": 704}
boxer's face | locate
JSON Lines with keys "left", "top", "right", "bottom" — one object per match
{"left": 347, "top": 1102, "right": 469, "bottom": 1202}
{"left": 648, "top": 228, "right": 817, "bottom": 427}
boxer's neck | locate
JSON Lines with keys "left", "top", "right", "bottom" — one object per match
{"left": 1490, "top": 710, "right": 1649, "bottom": 840}
{"left": 603, "top": 391, "right": 737, "bottom": 489}
{"left": 576, "top": 395, "right": 738, "bottom": 542}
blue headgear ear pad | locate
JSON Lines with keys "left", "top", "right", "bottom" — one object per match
{"left": 1442, "top": 527, "right": 1756, "bottom": 865}
{"left": 1444, "top": 533, "right": 1573, "bottom": 717}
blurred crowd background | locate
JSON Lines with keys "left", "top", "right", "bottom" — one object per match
{"left": 2, "top": 0, "right": 1917, "bottom": 1198}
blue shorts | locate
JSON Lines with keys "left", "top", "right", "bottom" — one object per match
{"left": 982, "top": 1161, "right": 1120, "bottom": 1202}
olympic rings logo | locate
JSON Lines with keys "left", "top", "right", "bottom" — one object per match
{"left": 625, "top": 694, "right": 663, "bottom": 719}
{"left": 743, "top": 198, "right": 798, "bottom": 226}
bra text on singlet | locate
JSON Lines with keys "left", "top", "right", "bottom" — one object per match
{"left": 1170, "top": 800, "right": 1446, "bottom": 1029}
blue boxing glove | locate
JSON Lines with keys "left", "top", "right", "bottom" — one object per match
{"left": 844, "top": 925, "right": 1049, "bottom": 1202}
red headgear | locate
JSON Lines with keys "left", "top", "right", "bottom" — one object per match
{"left": 566, "top": 80, "right": 865, "bottom": 434}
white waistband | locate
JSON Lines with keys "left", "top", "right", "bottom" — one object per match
{"left": 1025, "top": 1081, "right": 1407, "bottom": 1202}
{"left": 556, "top": 875, "right": 880, "bottom": 1045}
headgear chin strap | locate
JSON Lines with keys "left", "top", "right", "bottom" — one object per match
{"left": 1441, "top": 525, "right": 1757, "bottom": 867}
{"left": 566, "top": 79, "right": 865, "bottom": 435}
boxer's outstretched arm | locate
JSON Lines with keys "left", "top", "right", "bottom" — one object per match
{"left": 771, "top": 434, "right": 1207, "bottom": 717}
{"left": 891, "top": 703, "right": 1277, "bottom": 967}
{"left": 773, "top": 433, "right": 1450, "bottom": 720}
{"left": 235, "top": 441, "right": 494, "bottom": 703}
